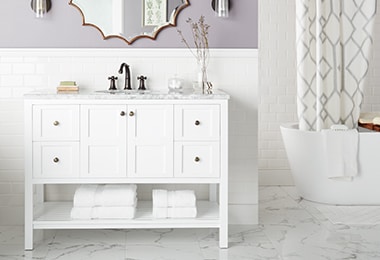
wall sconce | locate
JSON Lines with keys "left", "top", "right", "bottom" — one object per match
{"left": 31, "top": 0, "right": 51, "bottom": 18}
{"left": 211, "top": 0, "right": 230, "bottom": 18}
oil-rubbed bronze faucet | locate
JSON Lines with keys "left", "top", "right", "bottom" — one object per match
{"left": 118, "top": 63, "right": 132, "bottom": 90}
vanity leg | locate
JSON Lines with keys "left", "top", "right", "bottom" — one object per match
{"left": 219, "top": 100, "right": 228, "bottom": 249}
{"left": 219, "top": 182, "right": 228, "bottom": 248}
{"left": 24, "top": 102, "right": 34, "bottom": 250}
{"left": 24, "top": 182, "right": 33, "bottom": 250}
{"left": 34, "top": 185, "right": 45, "bottom": 242}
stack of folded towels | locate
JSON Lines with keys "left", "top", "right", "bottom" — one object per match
{"left": 152, "top": 189, "right": 197, "bottom": 219}
{"left": 70, "top": 184, "right": 137, "bottom": 219}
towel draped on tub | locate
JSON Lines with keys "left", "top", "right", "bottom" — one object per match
{"left": 322, "top": 128, "right": 359, "bottom": 181}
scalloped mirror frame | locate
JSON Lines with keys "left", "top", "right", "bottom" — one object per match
{"left": 69, "top": 0, "right": 190, "bottom": 45}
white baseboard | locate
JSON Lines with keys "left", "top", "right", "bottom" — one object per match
{"left": 229, "top": 204, "right": 258, "bottom": 224}
{"left": 258, "top": 169, "right": 294, "bottom": 186}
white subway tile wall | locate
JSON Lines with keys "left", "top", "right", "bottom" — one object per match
{"left": 259, "top": 0, "right": 380, "bottom": 184}
{"left": 0, "top": 48, "right": 258, "bottom": 225}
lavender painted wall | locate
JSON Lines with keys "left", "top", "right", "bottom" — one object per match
{"left": 0, "top": 0, "right": 257, "bottom": 48}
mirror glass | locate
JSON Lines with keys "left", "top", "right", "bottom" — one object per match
{"left": 69, "top": 0, "right": 190, "bottom": 44}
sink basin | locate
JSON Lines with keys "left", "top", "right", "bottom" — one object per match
{"left": 95, "top": 90, "right": 150, "bottom": 95}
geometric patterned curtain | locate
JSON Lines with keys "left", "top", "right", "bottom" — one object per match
{"left": 296, "top": 0, "right": 377, "bottom": 131}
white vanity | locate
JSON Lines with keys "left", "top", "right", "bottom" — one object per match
{"left": 24, "top": 90, "right": 229, "bottom": 250}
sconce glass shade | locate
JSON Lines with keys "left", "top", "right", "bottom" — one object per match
{"left": 31, "top": 0, "right": 51, "bottom": 18}
{"left": 215, "top": 0, "right": 229, "bottom": 18}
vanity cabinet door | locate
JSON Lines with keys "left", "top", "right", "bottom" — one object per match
{"left": 174, "top": 142, "right": 220, "bottom": 178}
{"left": 33, "top": 142, "right": 80, "bottom": 178}
{"left": 33, "top": 105, "right": 79, "bottom": 141}
{"left": 81, "top": 105, "right": 127, "bottom": 178}
{"left": 175, "top": 105, "right": 220, "bottom": 141}
{"left": 127, "top": 105, "right": 173, "bottom": 178}
{"left": 174, "top": 104, "right": 221, "bottom": 178}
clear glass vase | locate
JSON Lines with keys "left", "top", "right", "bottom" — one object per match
{"left": 197, "top": 64, "right": 208, "bottom": 94}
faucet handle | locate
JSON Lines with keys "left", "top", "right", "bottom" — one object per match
{"left": 137, "top": 75, "right": 147, "bottom": 90}
{"left": 108, "top": 76, "right": 118, "bottom": 90}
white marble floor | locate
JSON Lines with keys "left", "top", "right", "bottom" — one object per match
{"left": 1, "top": 186, "right": 380, "bottom": 259}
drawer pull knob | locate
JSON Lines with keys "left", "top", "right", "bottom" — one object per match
{"left": 195, "top": 120, "right": 200, "bottom": 126}
{"left": 129, "top": 111, "right": 135, "bottom": 117}
{"left": 53, "top": 121, "right": 59, "bottom": 126}
{"left": 53, "top": 157, "right": 59, "bottom": 163}
{"left": 194, "top": 156, "right": 200, "bottom": 162}
{"left": 120, "top": 111, "right": 126, "bottom": 116}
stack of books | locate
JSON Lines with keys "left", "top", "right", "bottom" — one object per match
{"left": 57, "top": 81, "right": 79, "bottom": 93}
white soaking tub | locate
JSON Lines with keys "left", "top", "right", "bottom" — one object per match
{"left": 280, "top": 123, "right": 380, "bottom": 205}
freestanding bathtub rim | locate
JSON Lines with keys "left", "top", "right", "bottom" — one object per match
{"left": 280, "top": 122, "right": 380, "bottom": 205}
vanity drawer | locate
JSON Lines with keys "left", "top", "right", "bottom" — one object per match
{"left": 32, "top": 142, "right": 79, "bottom": 178}
{"left": 174, "top": 142, "right": 220, "bottom": 178}
{"left": 33, "top": 105, "right": 80, "bottom": 141}
{"left": 174, "top": 105, "right": 220, "bottom": 141}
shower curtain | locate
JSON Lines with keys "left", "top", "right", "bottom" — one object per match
{"left": 296, "top": 0, "right": 377, "bottom": 131}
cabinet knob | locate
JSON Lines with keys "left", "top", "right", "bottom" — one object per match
{"left": 53, "top": 121, "right": 59, "bottom": 126}
{"left": 120, "top": 111, "right": 126, "bottom": 116}
{"left": 129, "top": 111, "right": 135, "bottom": 117}
{"left": 195, "top": 120, "right": 200, "bottom": 126}
{"left": 194, "top": 156, "right": 200, "bottom": 162}
{"left": 53, "top": 157, "right": 59, "bottom": 163}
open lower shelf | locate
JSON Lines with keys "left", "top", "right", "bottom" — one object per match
{"left": 33, "top": 201, "right": 220, "bottom": 229}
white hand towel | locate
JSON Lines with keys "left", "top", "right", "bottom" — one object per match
{"left": 73, "top": 185, "right": 99, "bottom": 207}
{"left": 70, "top": 207, "right": 93, "bottom": 219}
{"left": 92, "top": 206, "right": 136, "bottom": 219}
{"left": 152, "top": 189, "right": 168, "bottom": 208}
{"left": 152, "top": 207, "right": 197, "bottom": 219}
{"left": 322, "top": 128, "right": 359, "bottom": 181}
{"left": 152, "top": 189, "right": 196, "bottom": 208}
{"left": 168, "top": 190, "right": 196, "bottom": 208}
{"left": 152, "top": 207, "right": 167, "bottom": 218}
{"left": 95, "top": 184, "right": 137, "bottom": 207}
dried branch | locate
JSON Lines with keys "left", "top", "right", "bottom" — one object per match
{"left": 177, "top": 16, "right": 210, "bottom": 68}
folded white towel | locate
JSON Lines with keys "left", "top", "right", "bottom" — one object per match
{"left": 152, "top": 207, "right": 197, "bottom": 219}
{"left": 169, "top": 190, "right": 196, "bottom": 207}
{"left": 73, "top": 185, "right": 99, "bottom": 207}
{"left": 152, "top": 189, "right": 196, "bottom": 208}
{"left": 95, "top": 184, "right": 137, "bottom": 207}
{"left": 152, "top": 189, "right": 168, "bottom": 207}
{"left": 70, "top": 207, "right": 93, "bottom": 219}
{"left": 322, "top": 128, "right": 359, "bottom": 181}
{"left": 73, "top": 184, "right": 137, "bottom": 207}
{"left": 92, "top": 206, "right": 136, "bottom": 219}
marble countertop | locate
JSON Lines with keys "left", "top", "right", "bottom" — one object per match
{"left": 24, "top": 89, "right": 230, "bottom": 100}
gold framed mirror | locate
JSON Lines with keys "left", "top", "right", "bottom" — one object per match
{"left": 69, "top": 0, "right": 190, "bottom": 44}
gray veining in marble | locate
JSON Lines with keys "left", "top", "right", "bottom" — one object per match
{"left": 2, "top": 186, "right": 380, "bottom": 259}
